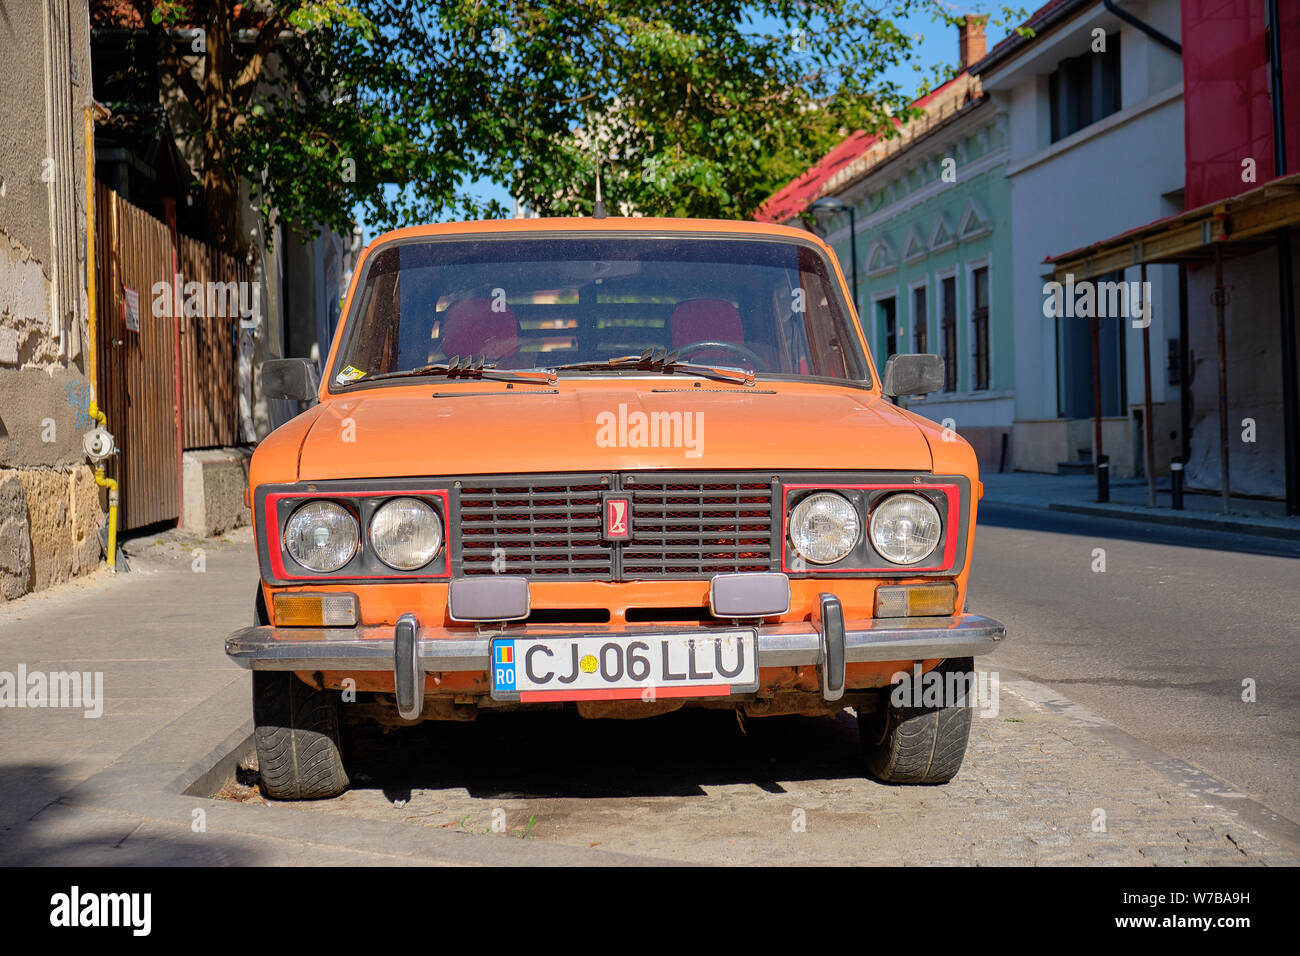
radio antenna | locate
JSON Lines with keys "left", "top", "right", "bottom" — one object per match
{"left": 592, "top": 148, "right": 607, "bottom": 219}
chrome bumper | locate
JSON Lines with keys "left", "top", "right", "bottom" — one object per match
{"left": 226, "top": 615, "right": 1003, "bottom": 671}
{"left": 226, "top": 599, "right": 1004, "bottom": 718}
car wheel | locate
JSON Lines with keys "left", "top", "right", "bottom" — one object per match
{"left": 253, "top": 671, "right": 351, "bottom": 800}
{"left": 250, "top": 590, "right": 349, "bottom": 799}
{"left": 858, "top": 656, "right": 973, "bottom": 784}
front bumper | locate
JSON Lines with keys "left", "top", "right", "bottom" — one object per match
{"left": 226, "top": 596, "right": 1004, "bottom": 719}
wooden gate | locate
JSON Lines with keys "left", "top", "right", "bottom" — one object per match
{"left": 94, "top": 184, "right": 250, "bottom": 530}
{"left": 94, "top": 182, "right": 179, "bottom": 531}
{"left": 177, "top": 234, "right": 246, "bottom": 449}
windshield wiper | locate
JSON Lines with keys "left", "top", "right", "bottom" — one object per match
{"left": 549, "top": 349, "right": 756, "bottom": 387}
{"left": 339, "top": 356, "right": 557, "bottom": 387}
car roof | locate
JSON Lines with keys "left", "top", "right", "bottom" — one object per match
{"left": 368, "top": 217, "right": 831, "bottom": 252}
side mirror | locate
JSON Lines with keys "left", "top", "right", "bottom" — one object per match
{"left": 261, "top": 358, "right": 320, "bottom": 402}
{"left": 881, "top": 353, "right": 944, "bottom": 397}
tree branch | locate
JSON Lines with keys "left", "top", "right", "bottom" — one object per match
{"left": 132, "top": 0, "right": 206, "bottom": 110}
{"left": 232, "top": 12, "right": 289, "bottom": 107}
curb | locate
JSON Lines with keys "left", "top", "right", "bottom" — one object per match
{"left": 981, "top": 496, "right": 1300, "bottom": 542}
{"left": 58, "top": 674, "right": 684, "bottom": 867}
{"left": 1047, "top": 502, "right": 1300, "bottom": 541}
{"left": 999, "top": 674, "right": 1300, "bottom": 857}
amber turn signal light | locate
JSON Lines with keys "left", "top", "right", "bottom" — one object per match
{"left": 272, "top": 592, "right": 359, "bottom": 627}
{"left": 874, "top": 583, "right": 957, "bottom": 618}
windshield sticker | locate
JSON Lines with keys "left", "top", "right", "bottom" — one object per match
{"left": 336, "top": 365, "right": 367, "bottom": 384}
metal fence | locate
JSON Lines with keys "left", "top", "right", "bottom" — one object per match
{"left": 94, "top": 183, "right": 247, "bottom": 530}
{"left": 177, "top": 234, "right": 246, "bottom": 449}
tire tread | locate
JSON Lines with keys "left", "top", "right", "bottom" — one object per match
{"left": 253, "top": 670, "right": 350, "bottom": 800}
{"left": 860, "top": 657, "right": 974, "bottom": 784}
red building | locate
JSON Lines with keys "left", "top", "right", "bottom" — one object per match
{"left": 1048, "top": 0, "right": 1300, "bottom": 513}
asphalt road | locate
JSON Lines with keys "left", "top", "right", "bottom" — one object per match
{"left": 970, "top": 503, "right": 1300, "bottom": 825}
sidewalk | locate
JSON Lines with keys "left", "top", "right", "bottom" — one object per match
{"left": 0, "top": 528, "right": 658, "bottom": 865}
{"left": 981, "top": 472, "right": 1300, "bottom": 540}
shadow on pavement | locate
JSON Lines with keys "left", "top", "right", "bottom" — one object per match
{"left": 0, "top": 763, "right": 271, "bottom": 866}
{"left": 339, "top": 706, "right": 867, "bottom": 802}
{"left": 978, "top": 502, "right": 1300, "bottom": 560}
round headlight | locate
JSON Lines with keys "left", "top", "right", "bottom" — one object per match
{"left": 789, "top": 492, "right": 861, "bottom": 565}
{"left": 284, "top": 500, "right": 359, "bottom": 572}
{"left": 370, "top": 497, "right": 443, "bottom": 570}
{"left": 869, "top": 492, "right": 942, "bottom": 564}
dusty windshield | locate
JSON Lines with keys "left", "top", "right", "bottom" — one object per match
{"left": 330, "top": 235, "right": 871, "bottom": 387}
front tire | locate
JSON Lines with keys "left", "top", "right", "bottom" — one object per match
{"left": 253, "top": 671, "right": 350, "bottom": 800}
{"left": 858, "top": 657, "right": 973, "bottom": 784}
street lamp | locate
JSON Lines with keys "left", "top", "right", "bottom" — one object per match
{"left": 809, "top": 197, "right": 859, "bottom": 318}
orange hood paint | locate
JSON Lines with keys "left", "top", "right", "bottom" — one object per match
{"left": 290, "top": 380, "right": 934, "bottom": 480}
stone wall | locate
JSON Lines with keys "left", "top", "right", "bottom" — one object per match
{"left": 0, "top": 1, "right": 102, "bottom": 602}
{"left": 182, "top": 448, "right": 252, "bottom": 536}
{"left": 0, "top": 466, "right": 101, "bottom": 601}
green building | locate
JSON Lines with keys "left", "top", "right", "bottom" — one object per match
{"left": 759, "top": 29, "right": 1014, "bottom": 471}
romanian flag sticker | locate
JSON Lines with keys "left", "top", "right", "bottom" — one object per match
{"left": 493, "top": 640, "right": 517, "bottom": 693}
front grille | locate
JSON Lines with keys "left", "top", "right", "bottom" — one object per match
{"left": 456, "top": 474, "right": 776, "bottom": 579}
{"left": 459, "top": 480, "right": 614, "bottom": 576}
{"left": 622, "top": 477, "right": 775, "bottom": 576}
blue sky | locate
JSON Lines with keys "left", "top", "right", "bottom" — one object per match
{"left": 356, "top": 5, "right": 1008, "bottom": 238}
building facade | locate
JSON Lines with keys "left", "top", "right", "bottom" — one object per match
{"left": 1043, "top": 1, "right": 1300, "bottom": 509}
{"left": 848, "top": 90, "right": 1012, "bottom": 471}
{"left": 758, "top": 20, "right": 1015, "bottom": 471}
{"left": 0, "top": 0, "right": 103, "bottom": 600}
{"left": 971, "top": 0, "right": 1185, "bottom": 478}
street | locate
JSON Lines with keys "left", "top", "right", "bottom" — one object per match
{"left": 972, "top": 504, "right": 1300, "bottom": 825}
{"left": 5, "top": 503, "right": 1294, "bottom": 866}
{"left": 187, "top": 503, "right": 1299, "bottom": 865}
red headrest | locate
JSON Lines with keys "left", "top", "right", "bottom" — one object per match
{"left": 669, "top": 299, "right": 744, "bottom": 348}
{"left": 439, "top": 297, "right": 518, "bottom": 360}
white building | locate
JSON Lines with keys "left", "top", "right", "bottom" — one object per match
{"left": 972, "top": 0, "right": 1185, "bottom": 477}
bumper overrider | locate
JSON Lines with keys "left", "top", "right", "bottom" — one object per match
{"left": 226, "top": 589, "right": 1005, "bottom": 720}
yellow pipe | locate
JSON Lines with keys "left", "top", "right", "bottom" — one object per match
{"left": 86, "top": 111, "right": 116, "bottom": 571}
{"left": 85, "top": 105, "right": 97, "bottom": 401}
{"left": 88, "top": 401, "right": 118, "bottom": 572}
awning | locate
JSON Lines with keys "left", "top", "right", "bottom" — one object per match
{"left": 1042, "top": 169, "right": 1300, "bottom": 517}
{"left": 1045, "top": 171, "right": 1300, "bottom": 281}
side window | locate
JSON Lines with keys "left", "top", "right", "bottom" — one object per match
{"left": 972, "top": 266, "right": 989, "bottom": 390}
{"left": 878, "top": 296, "right": 897, "bottom": 359}
{"left": 1049, "top": 34, "right": 1121, "bottom": 143}
{"left": 941, "top": 276, "right": 958, "bottom": 392}
{"left": 912, "top": 284, "right": 928, "bottom": 353}
{"left": 347, "top": 251, "right": 402, "bottom": 376}
{"left": 799, "top": 262, "right": 850, "bottom": 378}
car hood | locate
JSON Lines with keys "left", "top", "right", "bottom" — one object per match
{"left": 295, "top": 383, "right": 934, "bottom": 479}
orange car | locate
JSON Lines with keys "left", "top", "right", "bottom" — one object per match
{"left": 226, "top": 217, "right": 1005, "bottom": 799}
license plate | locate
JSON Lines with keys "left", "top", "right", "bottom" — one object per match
{"left": 489, "top": 631, "right": 758, "bottom": 702}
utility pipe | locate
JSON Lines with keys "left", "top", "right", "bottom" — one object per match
{"left": 87, "top": 401, "right": 118, "bottom": 572}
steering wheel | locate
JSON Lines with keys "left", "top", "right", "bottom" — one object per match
{"left": 673, "top": 340, "right": 765, "bottom": 369}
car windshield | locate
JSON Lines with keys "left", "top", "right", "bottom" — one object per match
{"left": 330, "top": 235, "right": 871, "bottom": 388}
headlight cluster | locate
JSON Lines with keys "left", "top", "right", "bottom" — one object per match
{"left": 869, "top": 492, "right": 942, "bottom": 564}
{"left": 369, "top": 497, "right": 443, "bottom": 570}
{"left": 789, "top": 492, "right": 860, "bottom": 564}
{"left": 788, "top": 490, "right": 942, "bottom": 567}
{"left": 283, "top": 497, "right": 444, "bottom": 573}
{"left": 285, "top": 501, "right": 358, "bottom": 572}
